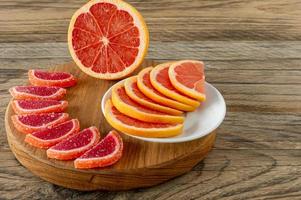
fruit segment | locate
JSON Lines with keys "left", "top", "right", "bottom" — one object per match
{"left": 74, "top": 130, "right": 123, "bottom": 169}
{"left": 11, "top": 113, "right": 69, "bottom": 134}
{"left": 150, "top": 63, "right": 200, "bottom": 108}
{"left": 25, "top": 119, "right": 80, "bottom": 149}
{"left": 68, "top": 0, "right": 149, "bottom": 79}
{"left": 124, "top": 76, "right": 183, "bottom": 116}
{"left": 137, "top": 67, "right": 195, "bottom": 111}
{"left": 29, "top": 70, "right": 77, "bottom": 88}
{"left": 104, "top": 99, "right": 183, "bottom": 138}
{"left": 47, "top": 127, "right": 100, "bottom": 160}
{"left": 112, "top": 81, "right": 184, "bottom": 123}
{"left": 9, "top": 86, "right": 66, "bottom": 100}
{"left": 12, "top": 100, "right": 68, "bottom": 114}
{"left": 169, "top": 60, "right": 206, "bottom": 101}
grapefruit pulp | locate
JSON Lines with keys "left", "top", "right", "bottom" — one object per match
{"left": 47, "top": 127, "right": 100, "bottom": 160}
{"left": 28, "top": 70, "right": 77, "bottom": 88}
{"left": 25, "top": 119, "right": 80, "bottom": 149}
{"left": 9, "top": 86, "right": 66, "bottom": 100}
{"left": 104, "top": 99, "right": 183, "bottom": 138}
{"left": 11, "top": 113, "right": 69, "bottom": 134}
{"left": 74, "top": 130, "right": 123, "bottom": 169}
{"left": 111, "top": 81, "right": 184, "bottom": 123}
{"left": 12, "top": 100, "right": 68, "bottom": 114}
{"left": 137, "top": 67, "right": 195, "bottom": 111}
{"left": 150, "top": 63, "right": 200, "bottom": 108}
{"left": 124, "top": 76, "right": 183, "bottom": 116}
{"left": 68, "top": 0, "right": 149, "bottom": 80}
{"left": 169, "top": 60, "right": 206, "bottom": 101}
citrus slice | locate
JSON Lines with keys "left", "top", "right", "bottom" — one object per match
{"left": 104, "top": 99, "right": 183, "bottom": 138}
{"left": 137, "top": 67, "right": 195, "bottom": 111}
{"left": 68, "top": 0, "right": 149, "bottom": 80}
{"left": 150, "top": 63, "right": 200, "bottom": 108}
{"left": 112, "top": 81, "right": 184, "bottom": 123}
{"left": 169, "top": 60, "right": 206, "bottom": 101}
{"left": 9, "top": 86, "right": 66, "bottom": 100}
{"left": 124, "top": 76, "right": 183, "bottom": 116}
{"left": 11, "top": 113, "right": 69, "bottom": 134}
{"left": 74, "top": 130, "right": 123, "bottom": 169}
{"left": 12, "top": 100, "right": 68, "bottom": 114}
{"left": 47, "top": 127, "right": 100, "bottom": 160}
{"left": 28, "top": 70, "right": 77, "bottom": 88}
{"left": 25, "top": 119, "right": 80, "bottom": 149}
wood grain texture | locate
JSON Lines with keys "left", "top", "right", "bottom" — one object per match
{"left": 5, "top": 61, "right": 216, "bottom": 191}
{"left": 0, "top": 0, "right": 301, "bottom": 199}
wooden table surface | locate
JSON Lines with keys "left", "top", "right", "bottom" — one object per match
{"left": 1, "top": 0, "right": 301, "bottom": 199}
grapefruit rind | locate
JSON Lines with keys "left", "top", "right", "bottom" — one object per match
{"left": 111, "top": 81, "right": 184, "bottom": 123}
{"left": 11, "top": 113, "right": 69, "bottom": 134}
{"left": 137, "top": 67, "right": 195, "bottom": 112}
{"left": 68, "top": 0, "right": 149, "bottom": 80}
{"left": 169, "top": 60, "right": 206, "bottom": 101}
{"left": 104, "top": 99, "right": 183, "bottom": 138}
{"left": 124, "top": 76, "right": 183, "bottom": 116}
{"left": 150, "top": 63, "right": 200, "bottom": 108}
{"left": 9, "top": 86, "right": 67, "bottom": 100}
{"left": 46, "top": 127, "right": 100, "bottom": 160}
{"left": 24, "top": 119, "right": 80, "bottom": 149}
{"left": 74, "top": 130, "right": 123, "bottom": 169}
{"left": 28, "top": 70, "right": 77, "bottom": 88}
{"left": 12, "top": 100, "right": 68, "bottom": 115}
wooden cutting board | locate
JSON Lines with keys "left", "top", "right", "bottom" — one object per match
{"left": 5, "top": 60, "right": 216, "bottom": 191}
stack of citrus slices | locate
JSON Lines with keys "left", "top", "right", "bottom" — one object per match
{"left": 104, "top": 60, "right": 206, "bottom": 138}
{"left": 9, "top": 70, "right": 123, "bottom": 169}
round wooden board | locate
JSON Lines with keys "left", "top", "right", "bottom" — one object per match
{"left": 5, "top": 60, "right": 216, "bottom": 191}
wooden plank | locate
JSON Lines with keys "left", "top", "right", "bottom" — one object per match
{"left": 0, "top": 0, "right": 300, "bottom": 42}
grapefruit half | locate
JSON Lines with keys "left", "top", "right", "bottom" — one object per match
{"left": 25, "top": 119, "right": 80, "bottom": 149}
{"left": 47, "top": 127, "right": 100, "bottom": 160}
{"left": 12, "top": 100, "right": 68, "bottom": 115}
{"left": 68, "top": 0, "right": 149, "bottom": 80}
{"left": 104, "top": 99, "right": 183, "bottom": 138}
{"left": 124, "top": 76, "right": 183, "bottom": 116}
{"left": 169, "top": 60, "right": 206, "bottom": 101}
{"left": 137, "top": 67, "right": 195, "bottom": 111}
{"left": 74, "top": 130, "right": 123, "bottom": 169}
{"left": 150, "top": 63, "right": 200, "bottom": 108}
{"left": 111, "top": 81, "right": 184, "bottom": 124}
{"left": 28, "top": 70, "right": 77, "bottom": 88}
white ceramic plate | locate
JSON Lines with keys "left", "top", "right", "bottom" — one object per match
{"left": 101, "top": 80, "right": 226, "bottom": 143}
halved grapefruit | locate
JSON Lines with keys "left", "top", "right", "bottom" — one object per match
{"left": 104, "top": 99, "right": 183, "bottom": 138}
{"left": 28, "top": 70, "right": 77, "bottom": 88}
{"left": 137, "top": 67, "right": 195, "bottom": 111}
{"left": 9, "top": 86, "right": 66, "bottom": 100}
{"left": 12, "top": 100, "right": 68, "bottom": 114}
{"left": 25, "top": 119, "right": 80, "bottom": 149}
{"left": 11, "top": 113, "right": 69, "bottom": 134}
{"left": 124, "top": 76, "right": 183, "bottom": 116}
{"left": 74, "top": 130, "right": 123, "bottom": 169}
{"left": 68, "top": 0, "right": 149, "bottom": 80}
{"left": 169, "top": 60, "right": 206, "bottom": 101}
{"left": 47, "top": 127, "right": 100, "bottom": 160}
{"left": 150, "top": 63, "right": 200, "bottom": 108}
{"left": 111, "top": 81, "right": 184, "bottom": 123}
